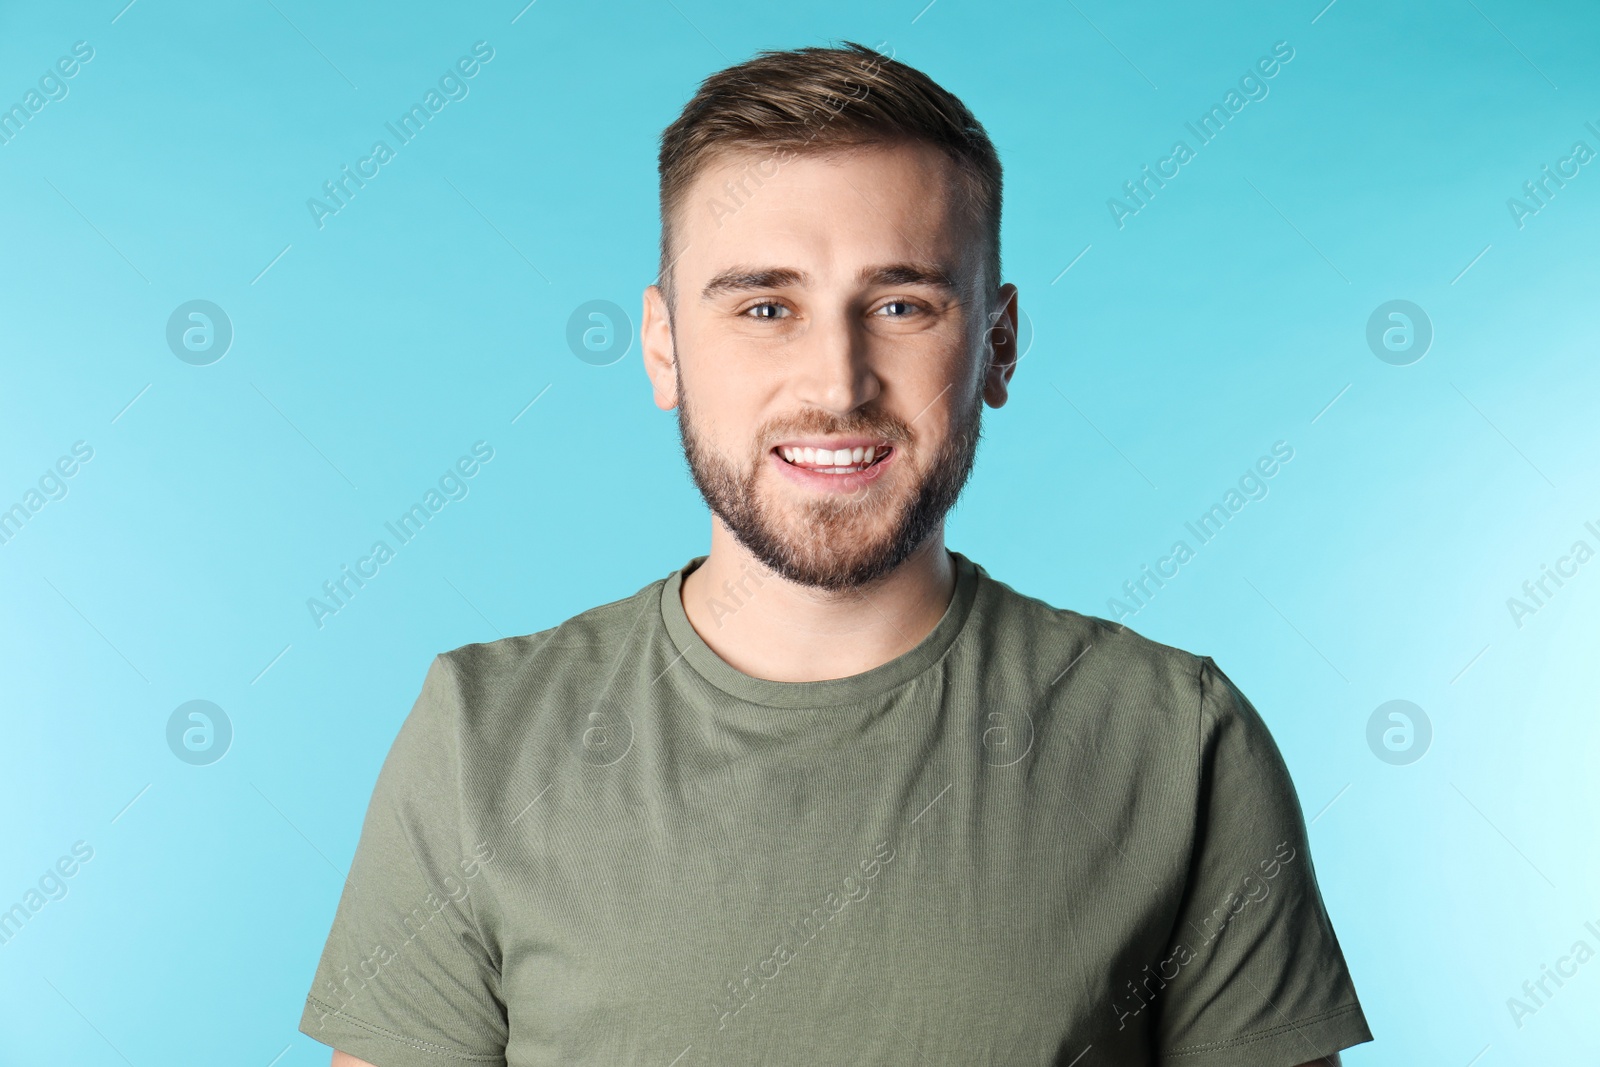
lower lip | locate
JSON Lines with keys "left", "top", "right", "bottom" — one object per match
{"left": 770, "top": 447, "right": 895, "bottom": 493}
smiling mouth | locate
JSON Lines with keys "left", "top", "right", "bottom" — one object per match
{"left": 773, "top": 444, "right": 894, "bottom": 475}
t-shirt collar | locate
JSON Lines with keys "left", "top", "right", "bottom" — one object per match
{"left": 658, "top": 549, "right": 980, "bottom": 708}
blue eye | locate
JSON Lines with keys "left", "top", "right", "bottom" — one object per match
{"left": 878, "top": 300, "right": 916, "bottom": 317}
{"left": 745, "top": 302, "right": 788, "bottom": 319}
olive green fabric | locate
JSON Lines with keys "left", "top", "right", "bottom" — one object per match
{"left": 299, "top": 550, "right": 1371, "bottom": 1066}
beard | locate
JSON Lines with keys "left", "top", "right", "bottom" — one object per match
{"left": 675, "top": 372, "right": 985, "bottom": 593}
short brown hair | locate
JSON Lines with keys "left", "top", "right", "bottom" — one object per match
{"left": 656, "top": 41, "right": 1003, "bottom": 312}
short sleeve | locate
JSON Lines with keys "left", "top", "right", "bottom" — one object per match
{"left": 1152, "top": 657, "right": 1373, "bottom": 1065}
{"left": 298, "top": 655, "right": 508, "bottom": 1067}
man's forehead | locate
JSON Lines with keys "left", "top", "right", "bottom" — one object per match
{"left": 678, "top": 143, "right": 981, "bottom": 292}
{"left": 689, "top": 142, "right": 962, "bottom": 221}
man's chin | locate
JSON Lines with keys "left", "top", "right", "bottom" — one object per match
{"left": 722, "top": 503, "right": 916, "bottom": 591}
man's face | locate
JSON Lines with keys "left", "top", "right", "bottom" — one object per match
{"left": 642, "top": 140, "right": 1017, "bottom": 592}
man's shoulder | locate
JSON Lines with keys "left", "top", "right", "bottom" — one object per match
{"left": 972, "top": 561, "right": 1212, "bottom": 701}
{"left": 431, "top": 570, "right": 670, "bottom": 705}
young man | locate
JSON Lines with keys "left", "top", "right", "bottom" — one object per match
{"left": 301, "top": 43, "right": 1372, "bottom": 1067}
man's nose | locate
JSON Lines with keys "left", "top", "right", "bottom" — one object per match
{"left": 790, "top": 308, "right": 881, "bottom": 414}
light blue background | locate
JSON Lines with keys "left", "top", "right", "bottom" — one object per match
{"left": 2, "top": 0, "right": 1597, "bottom": 1063}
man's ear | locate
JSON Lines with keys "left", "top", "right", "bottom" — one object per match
{"left": 982, "top": 282, "right": 1020, "bottom": 409}
{"left": 641, "top": 283, "right": 679, "bottom": 411}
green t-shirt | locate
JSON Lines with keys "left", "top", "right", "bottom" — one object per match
{"left": 299, "top": 550, "right": 1372, "bottom": 1066}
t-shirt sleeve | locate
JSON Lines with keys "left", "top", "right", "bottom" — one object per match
{"left": 1152, "top": 656, "right": 1373, "bottom": 1066}
{"left": 298, "top": 654, "right": 508, "bottom": 1067}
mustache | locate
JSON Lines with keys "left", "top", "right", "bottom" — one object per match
{"left": 755, "top": 412, "right": 912, "bottom": 452}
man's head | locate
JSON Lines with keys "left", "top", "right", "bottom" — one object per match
{"left": 642, "top": 42, "right": 1018, "bottom": 592}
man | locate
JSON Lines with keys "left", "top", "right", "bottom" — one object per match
{"left": 300, "top": 42, "right": 1372, "bottom": 1067}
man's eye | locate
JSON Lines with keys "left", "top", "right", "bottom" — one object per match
{"left": 876, "top": 300, "right": 919, "bottom": 318}
{"left": 743, "top": 302, "right": 788, "bottom": 320}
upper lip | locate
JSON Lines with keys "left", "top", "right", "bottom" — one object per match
{"left": 771, "top": 436, "right": 894, "bottom": 451}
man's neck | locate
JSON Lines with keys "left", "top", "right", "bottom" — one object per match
{"left": 680, "top": 523, "right": 957, "bottom": 684}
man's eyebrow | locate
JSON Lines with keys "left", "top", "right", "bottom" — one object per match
{"left": 858, "top": 262, "right": 958, "bottom": 291}
{"left": 699, "top": 262, "right": 958, "bottom": 301}
{"left": 700, "top": 267, "right": 809, "bottom": 301}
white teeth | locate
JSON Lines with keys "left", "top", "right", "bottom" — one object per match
{"left": 777, "top": 444, "right": 887, "bottom": 472}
